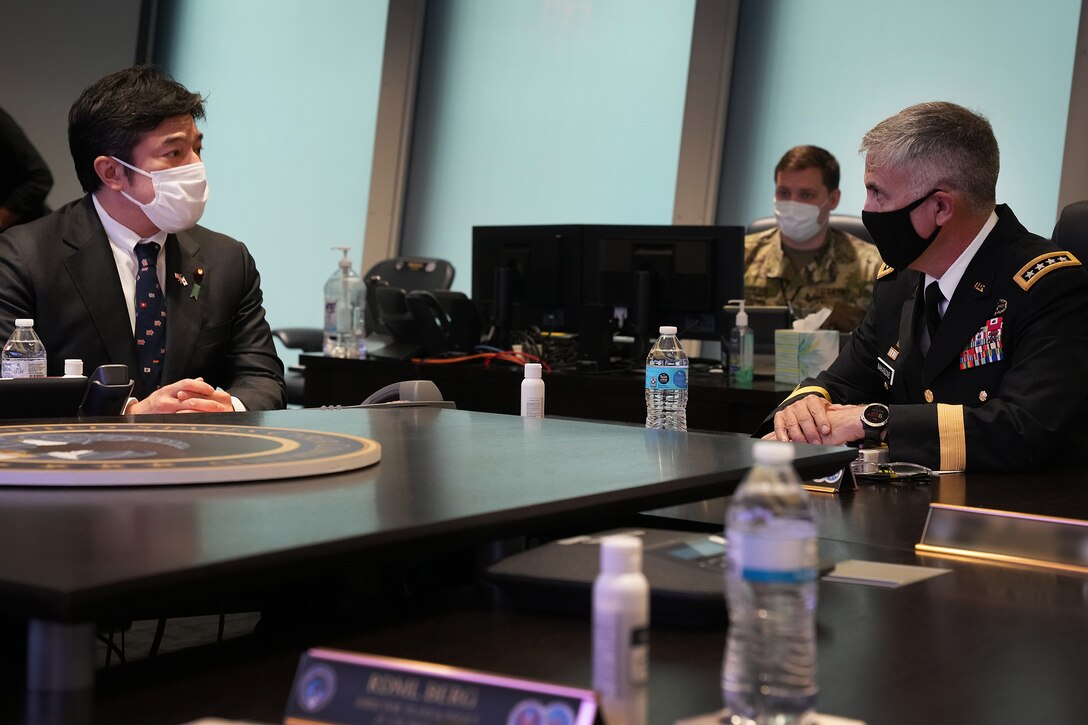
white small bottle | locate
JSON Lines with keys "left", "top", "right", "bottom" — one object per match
{"left": 520, "top": 362, "right": 544, "bottom": 418}
{"left": 63, "top": 359, "right": 85, "bottom": 378}
{"left": 593, "top": 535, "right": 649, "bottom": 725}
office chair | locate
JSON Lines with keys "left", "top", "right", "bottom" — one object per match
{"left": 746, "top": 214, "right": 873, "bottom": 244}
{"left": 271, "top": 327, "right": 324, "bottom": 407}
{"left": 1051, "top": 200, "right": 1088, "bottom": 260}
{"left": 364, "top": 256, "right": 455, "bottom": 336}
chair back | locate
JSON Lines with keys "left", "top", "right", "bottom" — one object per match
{"left": 364, "top": 257, "right": 455, "bottom": 336}
{"left": 1052, "top": 201, "right": 1088, "bottom": 261}
{"left": 364, "top": 257, "right": 455, "bottom": 292}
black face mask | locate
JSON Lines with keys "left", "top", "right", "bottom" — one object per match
{"left": 862, "top": 189, "right": 942, "bottom": 271}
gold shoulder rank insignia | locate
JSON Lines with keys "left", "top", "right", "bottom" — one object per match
{"left": 1014, "top": 251, "right": 1081, "bottom": 291}
{"left": 876, "top": 263, "right": 895, "bottom": 279}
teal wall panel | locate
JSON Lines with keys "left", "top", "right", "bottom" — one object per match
{"left": 718, "top": 0, "right": 1081, "bottom": 237}
{"left": 400, "top": 0, "right": 696, "bottom": 292}
{"left": 156, "top": 0, "right": 388, "bottom": 337}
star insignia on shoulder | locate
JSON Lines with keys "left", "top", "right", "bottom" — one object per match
{"left": 1014, "top": 251, "right": 1081, "bottom": 290}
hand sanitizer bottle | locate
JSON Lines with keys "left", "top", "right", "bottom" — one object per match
{"left": 727, "top": 300, "right": 754, "bottom": 386}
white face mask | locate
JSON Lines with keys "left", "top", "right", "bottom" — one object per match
{"left": 773, "top": 199, "right": 827, "bottom": 243}
{"left": 112, "top": 156, "right": 208, "bottom": 233}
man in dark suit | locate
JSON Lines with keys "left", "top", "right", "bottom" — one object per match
{"left": 0, "top": 66, "right": 285, "bottom": 413}
{"left": 761, "top": 101, "right": 1088, "bottom": 472}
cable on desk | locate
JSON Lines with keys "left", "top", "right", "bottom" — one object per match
{"left": 413, "top": 350, "right": 552, "bottom": 372}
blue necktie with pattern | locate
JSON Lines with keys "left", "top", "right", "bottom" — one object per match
{"left": 134, "top": 242, "right": 166, "bottom": 392}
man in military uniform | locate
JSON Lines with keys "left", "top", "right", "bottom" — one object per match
{"left": 760, "top": 102, "right": 1088, "bottom": 472}
{"left": 745, "top": 145, "right": 883, "bottom": 331}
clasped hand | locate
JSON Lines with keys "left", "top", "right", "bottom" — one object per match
{"left": 127, "top": 377, "right": 234, "bottom": 414}
{"left": 764, "top": 396, "right": 866, "bottom": 445}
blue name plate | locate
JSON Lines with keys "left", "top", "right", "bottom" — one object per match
{"left": 284, "top": 648, "right": 601, "bottom": 725}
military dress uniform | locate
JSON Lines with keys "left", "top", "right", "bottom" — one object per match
{"left": 757, "top": 205, "right": 1088, "bottom": 472}
{"left": 744, "top": 226, "right": 885, "bottom": 332}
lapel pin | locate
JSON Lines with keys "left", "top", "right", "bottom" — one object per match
{"left": 973, "top": 281, "right": 986, "bottom": 293}
{"left": 174, "top": 272, "right": 189, "bottom": 287}
{"left": 994, "top": 298, "right": 1007, "bottom": 315}
{"left": 191, "top": 267, "right": 205, "bottom": 300}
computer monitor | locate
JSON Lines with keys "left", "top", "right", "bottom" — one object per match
{"left": 580, "top": 224, "right": 745, "bottom": 350}
{"left": 472, "top": 224, "right": 745, "bottom": 360}
{"left": 471, "top": 225, "right": 585, "bottom": 345}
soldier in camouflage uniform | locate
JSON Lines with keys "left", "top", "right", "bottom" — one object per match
{"left": 744, "top": 145, "right": 884, "bottom": 332}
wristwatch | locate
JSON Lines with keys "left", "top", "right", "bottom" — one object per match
{"left": 860, "top": 403, "right": 890, "bottom": 447}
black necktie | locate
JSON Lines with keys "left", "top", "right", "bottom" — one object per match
{"left": 925, "top": 281, "right": 945, "bottom": 344}
{"left": 134, "top": 242, "right": 167, "bottom": 392}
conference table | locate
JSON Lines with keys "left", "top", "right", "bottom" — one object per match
{"left": 0, "top": 407, "right": 851, "bottom": 708}
{"left": 3, "top": 408, "right": 1085, "bottom": 724}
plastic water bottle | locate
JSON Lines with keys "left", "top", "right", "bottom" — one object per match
{"left": 323, "top": 246, "right": 367, "bottom": 359}
{"left": 645, "top": 325, "right": 688, "bottom": 431}
{"left": 2, "top": 318, "right": 47, "bottom": 378}
{"left": 723, "top": 440, "right": 818, "bottom": 724}
{"left": 593, "top": 534, "right": 649, "bottom": 725}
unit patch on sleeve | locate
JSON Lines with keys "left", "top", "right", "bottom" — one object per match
{"left": 1014, "top": 251, "right": 1081, "bottom": 290}
{"left": 959, "top": 316, "right": 1004, "bottom": 369}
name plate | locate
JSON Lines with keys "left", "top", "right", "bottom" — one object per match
{"left": 284, "top": 648, "right": 600, "bottom": 725}
{"left": 916, "top": 503, "right": 1088, "bottom": 574}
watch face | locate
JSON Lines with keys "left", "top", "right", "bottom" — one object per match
{"left": 864, "top": 404, "right": 890, "bottom": 426}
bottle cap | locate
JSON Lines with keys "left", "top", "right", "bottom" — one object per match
{"left": 599, "top": 534, "right": 642, "bottom": 574}
{"left": 524, "top": 362, "right": 542, "bottom": 379}
{"left": 14, "top": 318, "right": 33, "bottom": 328}
{"left": 736, "top": 299, "right": 748, "bottom": 327}
{"left": 64, "top": 359, "right": 84, "bottom": 376}
{"left": 659, "top": 325, "right": 677, "bottom": 336}
{"left": 752, "top": 439, "right": 796, "bottom": 465}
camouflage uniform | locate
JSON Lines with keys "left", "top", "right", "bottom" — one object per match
{"left": 744, "top": 226, "right": 884, "bottom": 332}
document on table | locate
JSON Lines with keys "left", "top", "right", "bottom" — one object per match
{"left": 823, "top": 559, "right": 951, "bottom": 587}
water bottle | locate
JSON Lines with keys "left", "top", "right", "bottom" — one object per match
{"left": 2, "top": 318, "right": 47, "bottom": 378}
{"left": 323, "top": 246, "right": 367, "bottom": 359}
{"left": 645, "top": 325, "right": 688, "bottom": 431}
{"left": 723, "top": 440, "right": 818, "bottom": 724}
{"left": 593, "top": 534, "right": 649, "bottom": 725}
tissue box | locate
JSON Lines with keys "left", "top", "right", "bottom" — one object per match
{"left": 774, "top": 330, "right": 840, "bottom": 384}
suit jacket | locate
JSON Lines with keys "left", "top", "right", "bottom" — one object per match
{"left": 0, "top": 195, "right": 286, "bottom": 410}
{"left": 758, "top": 205, "right": 1088, "bottom": 472}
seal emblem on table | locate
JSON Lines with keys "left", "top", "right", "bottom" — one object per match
{"left": 0, "top": 422, "right": 380, "bottom": 487}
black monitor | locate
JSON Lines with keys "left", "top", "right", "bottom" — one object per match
{"left": 580, "top": 225, "right": 745, "bottom": 351}
{"left": 471, "top": 224, "right": 745, "bottom": 359}
{"left": 471, "top": 225, "right": 585, "bottom": 344}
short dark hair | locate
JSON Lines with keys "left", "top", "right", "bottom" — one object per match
{"left": 68, "top": 65, "right": 205, "bottom": 193}
{"left": 774, "top": 145, "right": 840, "bottom": 192}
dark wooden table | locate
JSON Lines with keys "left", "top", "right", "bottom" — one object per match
{"left": 301, "top": 355, "right": 793, "bottom": 433}
{"left": 0, "top": 407, "right": 851, "bottom": 698}
{"left": 31, "top": 466, "right": 1087, "bottom": 725}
